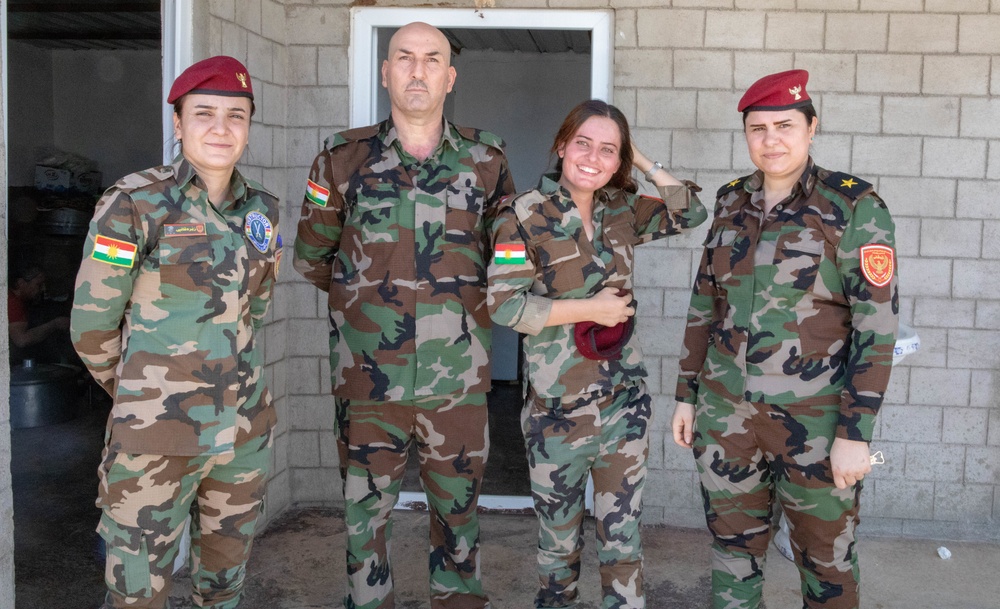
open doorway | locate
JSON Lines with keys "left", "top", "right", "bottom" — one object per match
{"left": 352, "top": 7, "right": 613, "bottom": 508}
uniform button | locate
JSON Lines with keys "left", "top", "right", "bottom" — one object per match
{"left": 776, "top": 204, "right": 783, "bottom": 211}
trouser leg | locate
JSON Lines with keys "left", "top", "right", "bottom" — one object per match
{"left": 414, "top": 393, "right": 490, "bottom": 609}
{"left": 693, "top": 397, "right": 772, "bottom": 609}
{"left": 762, "top": 403, "right": 862, "bottom": 609}
{"left": 335, "top": 397, "right": 350, "bottom": 488}
{"left": 343, "top": 400, "right": 412, "bottom": 609}
{"left": 522, "top": 392, "right": 600, "bottom": 608}
{"left": 591, "top": 384, "right": 650, "bottom": 609}
{"left": 190, "top": 432, "right": 272, "bottom": 608}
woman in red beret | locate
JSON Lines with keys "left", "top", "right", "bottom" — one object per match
{"left": 71, "top": 56, "right": 280, "bottom": 609}
{"left": 672, "top": 70, "right": 898, "bottom": 609}
{"left": 488, "top": 99, "right": 706, "bottom": 608}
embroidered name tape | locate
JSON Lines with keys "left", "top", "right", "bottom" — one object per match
{"left": 164, "top": 223, "right": 206, "bottom": 237}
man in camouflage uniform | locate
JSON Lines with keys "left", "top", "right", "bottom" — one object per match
{"left": 71, "top": 57, "right": 279, "bottom": 609}
{"left": 293, "top": 22, "right": 514, "bottom": 609}
{"left": 673, "top": 71, "right": 898, "bottom": 609}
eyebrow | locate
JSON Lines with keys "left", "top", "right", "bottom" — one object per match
{"left": 576, "top": 134, "right": 619, "bottom": 148}
{"left": 396, "top": 48, "right": 443, "bottom": 58}
{"left": 747, "top": 119, "right": 793, "bottom": 128}
{"left": 193, "top": 104, "right": 247, "bottom": 113}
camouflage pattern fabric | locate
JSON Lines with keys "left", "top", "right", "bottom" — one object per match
{"left": 675, "top": 161, "right": 898, "bottom": 609}
{"left": 71, "top": 155, "right": 280, "bottom": 456}
{"left": 293, "top": 118, "right": 515, "bottom": 401}
{"left": 97, "top": 431, "right": 272, "bottom": 609}
{"left": 487, "top": 175, "right": 706, "bottom": 397}
{"left": 341, "top": 394, "right": 489, "bottom": 609}
{"left": 522, "top": 383, "right": 651, "bottom": 609}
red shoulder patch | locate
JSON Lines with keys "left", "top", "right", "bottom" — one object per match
{"left": 860, "top": 244, "right": 894, "bottom": 287}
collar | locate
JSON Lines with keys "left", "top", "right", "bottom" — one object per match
{"left": 538, "top": 172, "right": 614, "bottom": 207}
{"left": 745, "top": 156, "right": 817, "bottom": 199}
{"left": 172, "top": 154, "right": 248, "bottom": 203}
{"left": 378, "top": 116, "right": 461, "bottom": 154}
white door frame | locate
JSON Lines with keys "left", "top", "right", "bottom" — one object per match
{"left": 351, "top": 7, "right": 611, "bottom": 512}
{"left": 161, "top": 0, "right": 194, "bottom": 164}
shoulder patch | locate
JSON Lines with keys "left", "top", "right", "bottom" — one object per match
{"left": 324, "top": 124, "right": 380, "bottom": 151}
{"left": 717, "top": 175, "right": 750, "bottom": 198}
{"left": 821, "top": 172, "right": 872, "bottom": 199}
{"left": 455, "top": 126, "right": 506, "bottom": 151}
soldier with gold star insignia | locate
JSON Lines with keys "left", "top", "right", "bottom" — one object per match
{"left": 671, "top": 69, "right": 899, "bottom": 609}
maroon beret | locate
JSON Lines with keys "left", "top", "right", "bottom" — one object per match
{"left": 167, "top": 56, "right": 253, "bottom": 104}
{"left": 738, "top": 69, "right": 810, "bottom": 113}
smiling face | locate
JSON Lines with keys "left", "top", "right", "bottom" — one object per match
{"left": 556, "top": 116, "right": 623, "bottom": 201}
{"left": 744, "top": 108, "right": 817, "bottom": 183}
{"left": 173, "top": 93, "right": 252, "bottom": 176}
{"left": 381, "top": 22, "right": 456, "bottom": 121}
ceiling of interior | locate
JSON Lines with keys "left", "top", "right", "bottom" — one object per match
{"left": 441, "top": 27, "right": 591, "bottom": 55}
{"left": 7, "top": 1, "right": 161, "bottom": 51}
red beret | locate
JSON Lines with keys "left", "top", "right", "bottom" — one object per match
{"left": 167, "top": 56, "right": 253, "bottom": 104}
{"left": 738, "top": 69, "right": 810, "bottom": 113}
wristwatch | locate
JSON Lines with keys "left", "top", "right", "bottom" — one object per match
{"left": 644, "top": 161, "right": 663, "bottom": 182}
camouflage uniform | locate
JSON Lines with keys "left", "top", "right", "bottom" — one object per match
{"left": 293, "top": 117, "right": 514, "bottom": 609}
{"left": 71, "top": 156, "right": 280, "bottom": 609}
{"left": 675, "top": 161, "right": 898, "bottom": 609}
{"left": 488, "top": 176, "right": 706, "bottom": 608}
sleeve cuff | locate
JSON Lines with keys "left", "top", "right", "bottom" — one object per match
{"left": 836, "top": 412, "right": 876, "bottom": 443}
{"left": 511, "top": 293, "right": 552, "bottom": 336}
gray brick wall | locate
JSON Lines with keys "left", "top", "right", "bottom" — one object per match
{"left": 190, "top": 1, "right": 999, "bottom": 540}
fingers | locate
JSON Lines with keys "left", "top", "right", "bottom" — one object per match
{"left": 671, "top": 403, "right": 695, "bottom": 448}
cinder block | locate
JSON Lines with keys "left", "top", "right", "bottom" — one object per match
{"left": 793, "top": 54, "right": 855, "bottom": 92}
{"left": 643, "top": 355, "right": 663, "bottom": 394}
{"left": 821, "top": 94, "right": 881, "bottom": 134}
{"left": 884, "top": 97, "right": 959, "bottom": 137}
{"left": 798, "top": 0, "right": 861, "bottom": 10}
{"left": 883, "top": 366, "right": 909, "bottom": 407}
{"left": 868, "top": 479, "right": 935, "bottom": 519}
{"left": 859, "top": 515, "right": 903, "bottom": 537}
{"left": 288, "top": 86, "right": 348, "bottom": 128}
{"left": 904, "top": 444, "right": 967, "bottom": 482}
{"left": 913, "top": 297, "right": 976, "bottom": 329}
{"left": 920, "top": 219, "right": 982, "bottom": 258}
{"left": 857, "top": 54, "right": 922, "bottom": 94}
{"left": 892, "top": 217, "right": 919, "bottom": 257}
{"left": 888, "top": 14, "right": 957, "bottom": 52}
{"left": 616, "top": 49, "right": 673, "bottom": 88}
{"left": 261, "top": 0, "right": 285, "bottom": 44}
{"left": 948, "top": 329, "right": 1000, "bottom": 369}
{"left": 933, "top": 483, "right": 994, "bottom": 522}
{"left": 954, "top": 260, "right": 1000, "bottom": 298}
{"left": 697, "top": 90, "right": 743, "bottom": 129}
{"left": 319, "top": 431, "right": 340, "bottom": 468}
{"left": 263, "top": 471, "right": 291, "bottom": 521}
{"left": 808, "top": 134, "right": 853, "bottom": 174}
{"left": 736, "top": 0, "right": 793, "bottom": 8}
{"left": 866, "top": 441, "right": 905, "bottom": 480}
{"left": 672, "top": 0, "right": 732, "bottom": 7}
{"left": 964, "top": 446, "right": 1000, "bottom": 484}
{"left": 220, "top": 21, "right": 248, "bottom": 61}
{"left": 993, "top": 59, "right": 1000, "bottom": 96}
{"left": 959, "top": 15, "right": 1000, "bottom": 53}
{"left": 956, "top": 180, "right": 1000, "bottom": 219}
{"left": 881, "top": 404, "right": 943, "bottom": 442}
{"left": 271, "top": 429, "right": 288, "bottom": 475}
{"left": 673, "top": 50, "right": 733, "bottom": 89}
{"left": 291, "top": 467, "right": 338, "bottom": 503}
{"left": 925, "top": 57, "right": 991, "bottom": 96}
{"left": 990, "top": 409, "right": 1000, "bottom": 447}
{"left": 633, "top": 287, "right": 665, "bottom": 316}
{"left": 908, "top": 367, "right": 970, "bottom": 407}
{"left": 288, "top": 318, "right": 330, "bottom": 357}
{"left": 289, "top": 395, "right": 334, "bottom": 430}
{"left": 318, "top": 46, "right": 349, "bottom": 87}
{"left": 961, "top": 98, "right": 1000, "bottom": 138}
{"left": 287, "top": 46, "right": 317, "bottom": 86}
{"left": 210, "top": 0, "right": 235, "bottom": 20}
{"left": 705, "top": 11, "right": 764, "bottom": 49}
{"left": 852, "top": 136, "right": 922, "bottom": 177}
{"left": 663, "top": 287, "right": 693, "bottom": 319}
{"left": 644, "top": 469, "right": 699, "bottom": 508}
{"left": 637, "top": 9, "right": 705, "bottom": 48}
{"left": 924, "top": 138, "right": 988, "bottom": 179}
{"left": 615, "top": 9, "right": 637, "bottom": 48}
{"left": 900, "top": 326, "right": 948, "bottom": 368}
{"left": 976, "top": 303, "right": 1000, "bottom": 331}
{"left": 860, "top": 0, "right": 922, "bottom": 10}
{"left": 289, "top": 431, "right": 320, "bottom": 468}
{"left": 826, "top": 13, "right": 888, "bottom": 51}
{"left": 285, "top": 6, "right": 347, "bottom": 46}
{"left": 637, "top": 315, "right": 687, "bottom": 356}
{"left": 765, "top": 12, "right": 824, "bottom": 50}
{"left": 989, "top": 142, "right": 1000, "bottom": 180}
{"left": 879, "top": 177, "right": 956, "bottom": 218}
{"left": 287, "top": 356, "right": 321, "bottom": 395}
{"left": 943, "top": 408, "right": 990, "bottom": 445}
{"left": 733, "top": 52, "right": 793, "bottom": 88}
{"left": 636, "top": 89, "right": 697, "bottom": 128}
{"left": 235, "top": 1, "right": 261, "bottom": 33}
{"left": 672, "top": 130, "right": 734, "bottom": 171}
{"left": 927, "top": 0, "right": 989, "bottom": 11}
{"left": 663, "top": 439, "right": 698, "bottom": 472}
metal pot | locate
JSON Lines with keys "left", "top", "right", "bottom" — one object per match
{"left": 36, "top": 207, "right": 91, "bottom": 235}
{"left": 10, "top": 359, "right": 81, "bottom": 429}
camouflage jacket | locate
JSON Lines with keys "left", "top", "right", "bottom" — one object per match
{"left": 675, "top": 160, "right": 898, "bottom": 442}
{"left": 293, "top": 118, "right": 515, "bottom": 401}
{"left": 71, "top": 156, "right": 280, "bottom": 456}
{"left": 488, "top": 175, "right": 707, "bottom": 399}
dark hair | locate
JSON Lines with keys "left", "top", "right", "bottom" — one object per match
{"left": 11, "top": 265, "right": 43, "bottom": 285}
{"left": 742, "top": 102, "right": 817, "bottom": 127}
{"left": 551, "top": 99, "right": 638, "bottom": 194}
{"left": 173, "top": 94, "right": 256, "bottom": 118}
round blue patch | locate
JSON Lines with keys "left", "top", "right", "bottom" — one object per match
{"left": 244, "top": 211, "right": 273, "bottom": 253}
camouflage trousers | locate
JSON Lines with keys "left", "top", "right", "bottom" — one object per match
{"left": 521, "top": 382, "right": 651, "bottom": 609}
{"left": 693, "top": 396, "right": 862, "bottom": 609}
{"left": 341, "top": 394, "right": 490, "bottom": 609}
{"left": 96, "top": 431, "right": 272, "bottom": 609}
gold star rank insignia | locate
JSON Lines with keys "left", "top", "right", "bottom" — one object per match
{"left": 822, "top": 172, "right": 872, "bottom": 198}
{"left": 841, "top": 178, "right": 858, "bottom": 189}
{"left": 728, "top": 179, "right": 741, "bottom": 187}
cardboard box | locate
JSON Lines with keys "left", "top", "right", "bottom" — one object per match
{"left": 34, "top": 166, "right": 71, "bottom": 192}
{"left": 73, "top": 171, "right": 102, "bottom": 195}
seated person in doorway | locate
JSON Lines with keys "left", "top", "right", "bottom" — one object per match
{"left": 8, "top": 264, "right": 70, "bottom": 364}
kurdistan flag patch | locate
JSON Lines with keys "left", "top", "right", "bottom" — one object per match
{"left": 305, "top": 179, "right": 330, "bottom": 207}
{"left": 92, "top": 235, "right": 137, "bottom": 268}
{"left": 494, "top": 243, "right": 526, "bottom": 264}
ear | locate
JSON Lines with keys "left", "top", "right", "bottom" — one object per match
{"left": 446, "top": 65, "right": 457, "bottom": 93}
{"left": 172, "top": 112, "right": 182, "bottom": 141}
{"left": 556, "top": 142, "right": 566, "bottom": 159}
{"left": 381, "top": 60, "right": 389, "bottom": 89}
{"left": 809, "top": 116, "right": 818, "bottom": 139}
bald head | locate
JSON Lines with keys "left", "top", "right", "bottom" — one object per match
{"left": 387, "top": 22, "right": 452, "bottom": 66}
{"left": 381, "top": 21, "right": 457, "bottom": 123}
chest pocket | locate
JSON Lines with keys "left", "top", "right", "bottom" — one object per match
{"left": 706, "top": 228, "right": 740, "bottom": 281}
{"left": 159, "top": 230, "right": 213, "bottom": 294}
{"left": 533, "top": 232, "right": 585, "bottom": 296}
{"left": 349, "top": 182, "right": 399, "bottom": 243}
{"left": 445, "top": 186, "right": 484, "bottom": 243}
{"left": 603, "top": 223, "right": 639, "bottom": 276}
{"left": 774, "top": 234, "right": 825, "bottom": 292}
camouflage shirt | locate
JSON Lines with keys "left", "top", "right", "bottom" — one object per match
{"left": 71, "top": 156, "right": 280, "bottom": 456}
{"left": 488, "top": 175, "right": 707, "bottom": 399}
{"left": 675, "top": 160, "right": 898, "bottom": 442}
{"left": 293, "top": 118, "right": 515, "bottom": 401}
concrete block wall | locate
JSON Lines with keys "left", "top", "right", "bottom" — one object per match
{"left": 189, "top": 1, "right": 999, "bottom": 540}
